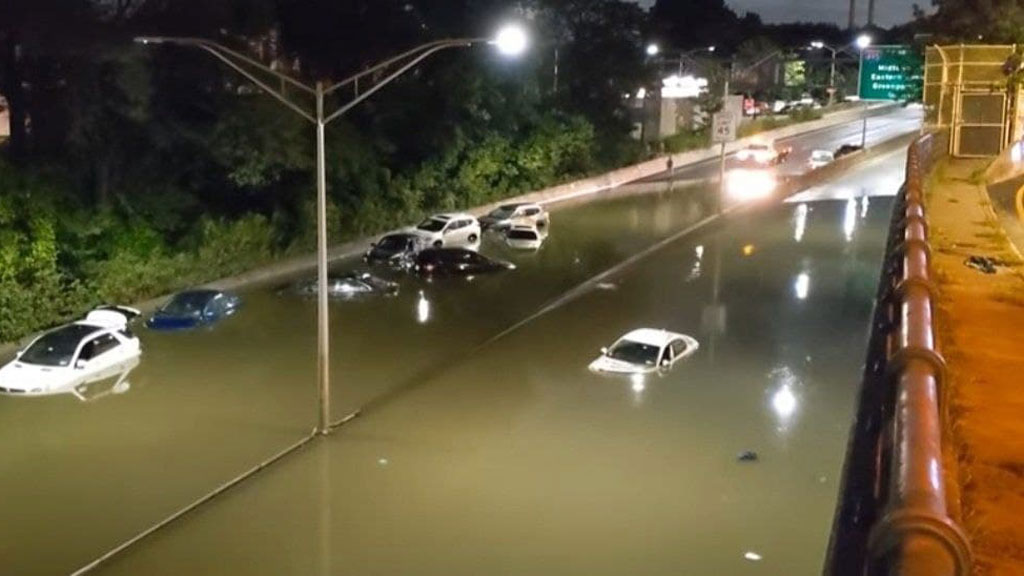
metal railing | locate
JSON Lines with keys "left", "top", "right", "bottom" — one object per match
{"left": 824, "top": 131, "right": 972, "bottom": 576}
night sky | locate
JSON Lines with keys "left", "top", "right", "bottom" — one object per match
{"left": 632, "top": 0, "right": 924, "bottom": 28}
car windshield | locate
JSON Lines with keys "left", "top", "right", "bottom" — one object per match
{"left": 19, "top": 324, "right": 97, "bottom": 367}
{"left": 159, "top": 292, "right": 214, "bottom": 318}
{"left": 376, "top": 235, "right": 410, "bottom": 251}
{"left": 508, "top": 229, "right": 538, "bottom": 240}
{"left": 417, "top": 218, "right": 447, "bottom": 232}
{"left": 606, "top": 340, "right": 660, "bottom": 365}
{"left": 488, "top": 205, "right": 518, "bottom": 219}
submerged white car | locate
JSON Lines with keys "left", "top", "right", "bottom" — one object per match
{"left": 480, "top": 202, "right": 549, "bottom": 232}
{"left": 409, "top": 213, "right": 481, "bottom": 248}
{"left": 504, "top": 224, "right": 547, "bottom": 250}
{"left": 589, "top": 328, "right": 699, "bottom": 374}
{"left": 0, "top": 307, "right": 142, "bottom": 398}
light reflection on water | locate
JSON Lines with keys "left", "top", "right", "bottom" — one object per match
{"left": 0, "top": 181, "right": 896, "bottom": 576}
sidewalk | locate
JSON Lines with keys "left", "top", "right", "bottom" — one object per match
{"left": 927, "top": 159, "right": 1024, "bottom": 575}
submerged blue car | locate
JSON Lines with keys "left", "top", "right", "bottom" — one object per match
{"left": 146, "top": 290, "right": 241, "bottom": 331}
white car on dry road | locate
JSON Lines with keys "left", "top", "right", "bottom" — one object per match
{"left": 0, "top": 307, "right": 142, "bottom": 398}
{"left": 410, "top": 213, "right": 481, "bottom": 248}
{"left": 589, "top": 328, "right": 699, "bottom": 374}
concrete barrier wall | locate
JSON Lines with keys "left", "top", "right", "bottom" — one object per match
{"left": 470, "top": 103, "right": 898, "bottom": 216}
{"left": 0, "top": 103, "right": 899, "bottom": 356}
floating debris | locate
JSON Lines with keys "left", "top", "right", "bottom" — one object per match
{"left": 744, "top": 551, "right": 763, "bottom": 561}
{"left": 737, "top": 451, "right": 759, "bottom": 462}
{"left": 964, "top": 255, "right": 1005, "bottom": 274}
{"left": 596, "top": 282, "right": 618, "bottom": 291}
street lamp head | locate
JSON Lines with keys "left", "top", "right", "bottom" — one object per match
{"left": 810, "top": 41, "right": 825, "bottom": 49}
{"left": 646, "top": 43, "right": 660, "bottom": 57}
{"left": 134, "top": 36, "right": 165, "bottom": 45}
{"left": 493, "top": 25, "right": 528, "bottom": 56}
{"left": 707, "top": 46, "right": 716, "bottom": 53}
{"left": 856, "top": 34, "right": 872, "bottom": 50}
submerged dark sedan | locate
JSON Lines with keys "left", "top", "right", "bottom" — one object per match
{"left": 287, "top": 272, "right": 399, "bottom": 299}
{"left": 364, "top": 233, "right": 426, "bottom": 269}
{"left": 146, "top": 290, "right": 241, "bottom": 331}
{"left": 413, "top": 248, "right": 515, "bottom": 277}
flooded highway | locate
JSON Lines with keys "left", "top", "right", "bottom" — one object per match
{"left": 1, "top": 146, "right": 906, "bottom": 575}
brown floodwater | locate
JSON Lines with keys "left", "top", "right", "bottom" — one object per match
{"left": 0, "top": 151, "right": 903, "bottom": 576}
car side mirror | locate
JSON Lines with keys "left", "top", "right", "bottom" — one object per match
{"left": 75, "top": 359, "right": 88, "bottom": 370}
{"left": 661, "top": 359, "right": 671, "bottom": 367}
{"left": 370, "top": 242, "right": 377, "bottom": 248}
{"left": 600, "top": 347, "right": 608, "bottom": 355}
{"left": 15, "top": 350, "right": 23, "bottom": 359}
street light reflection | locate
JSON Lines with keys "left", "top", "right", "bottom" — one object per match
{"left": 687, "top": 244, "right": 704, "bottom": 282}
{"left": 768, "top": 365, "right": 802, "bottom": 435}
{"left": 843, "top": 198, "right": 857, "bottom": 242}
{"left": 794, "top": 203, "right": 808, "bottom": 242}
{"left": 772, "top": 385, "right": 797, "bottom": 419}
{"left": 630, "top": 373, "right": 646, "bottom": 393}
{"left": 416, "top": 290, "right": 431, "bottom": 324}
{"left": 860, "top": 195, "right": 870, "bottom": 218}
{"left": 794, "top": 272, "right": 810, "bottom": 300}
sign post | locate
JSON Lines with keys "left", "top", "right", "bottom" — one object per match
{"left": 712, "top": 112, "right": 737, "bottom": 214}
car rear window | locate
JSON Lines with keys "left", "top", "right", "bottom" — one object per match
{"left": 508, "top": 229, "right": 538, "bottom": 240}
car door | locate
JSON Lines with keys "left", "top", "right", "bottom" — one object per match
{"left": 442, "top": 220, "right": 460, "bottom": 244}
{"left": 77, "top": 333, "right": 123, "bottom": 374}
{"left": 670, "top": 339, "right": 688, "bottom": 364}
{"left": 659, "top": 345, "right": 673, "bottom": 368}
{"left": 458, "top": 219, "right": 474, "bottom": 244}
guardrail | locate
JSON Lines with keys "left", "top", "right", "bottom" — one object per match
{"left": 823, "top": 131, "right": 972, "bottom": 576}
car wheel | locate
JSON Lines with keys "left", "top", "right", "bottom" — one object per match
{"left": 433, "top": 240, "right": 443, "bottom": 248}
{"left": 468, "top": 233, "right": 478, "bottom": 243}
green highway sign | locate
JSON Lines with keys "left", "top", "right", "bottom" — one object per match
{"left": 858, "top": 45, "right": 923, "bottom": 101}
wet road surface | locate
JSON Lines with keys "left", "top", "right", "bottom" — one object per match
{"left": 1, "top": 145, "right": 910, "bottom": 575}
{"left": 642, "top": 105, "right": 922, "bottom": 183}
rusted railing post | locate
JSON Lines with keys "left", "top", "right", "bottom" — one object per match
{"left": 866, "top": 133, "right": 972, "bottom": 576}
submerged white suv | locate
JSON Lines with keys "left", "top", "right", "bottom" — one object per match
{"left": 409, "top": 213, "right": 481, "bottom": 248}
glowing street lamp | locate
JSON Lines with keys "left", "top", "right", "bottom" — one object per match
{"left": 856, "top": 34, "right": 872, "bottom": 50}
{"left": 646, "top": 43, "right": 660, "bottom": 57}
{"left": 493, "top": 24, "right": 528, "bottom": 56}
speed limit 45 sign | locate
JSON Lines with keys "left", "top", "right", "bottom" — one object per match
{"left": 712, "top": 112, "right": 736, "bottom": 143}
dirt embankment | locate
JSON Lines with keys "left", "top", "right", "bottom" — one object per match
{"left": 927, "top": 159, "right": 1024, "bottom": 575}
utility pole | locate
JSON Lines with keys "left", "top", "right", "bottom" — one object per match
{"left": 848, "top": 0, "right": 857, "bottom": 30}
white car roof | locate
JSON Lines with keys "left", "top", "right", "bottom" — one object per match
{"left": 618, "top": 328, "right": 686, "bottom": 347}
{"left": 436, "top": 212, "right": 475, "bottom": 220}
{"left": 79, "top": 309, "right": 130, "bottom": 330}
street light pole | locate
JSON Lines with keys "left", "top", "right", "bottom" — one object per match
{"left": 136, "top": 27, "right": 528, "bottom": 435}
{"left": 314, "top": 81, "right": 330, "bottom": 434}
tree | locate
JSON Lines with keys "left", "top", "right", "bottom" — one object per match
{"left": 918, "top": 0, "right": 1024, "bottom": 43}
{"left": 649, "top": 0, "right": 740, "bottom": 52}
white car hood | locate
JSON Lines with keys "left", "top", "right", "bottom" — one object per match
{"left": 405, "top": 227, "right": 441, "bottom": 241}
{"left": 588, "top": 356, "right": 657, "bottom": 374}
{"left": 0, "top": 361, "right": 76, "bottom": 393}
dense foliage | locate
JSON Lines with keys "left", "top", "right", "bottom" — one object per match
{"left": 0, "top": 0, "right": 640, "bottom": 341}
{"left": 0, "top": 0, "right": 887, "bottom": 341}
